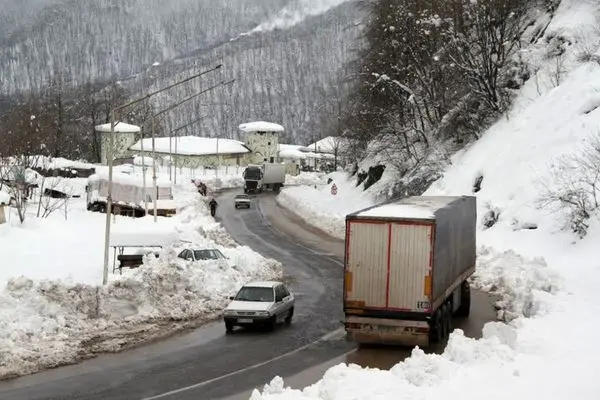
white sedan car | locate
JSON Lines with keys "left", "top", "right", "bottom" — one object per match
{"left": 223, "top": 281, "right": 295, "bottom": 332}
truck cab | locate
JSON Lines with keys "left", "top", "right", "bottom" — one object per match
{"left": 243, "top": 165, "right": 263, "bottom": 193}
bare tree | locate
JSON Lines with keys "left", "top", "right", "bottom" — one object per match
{"left": 445, "top": 0, "right": 530, "bottom": 114}
{"left": 537, "top": 135, "right": 600, "bottom": 238}
{"left": 36, "top": 175, "right": 71, "bottom": 219}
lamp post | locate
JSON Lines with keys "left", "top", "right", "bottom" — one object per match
{"left": 101, "top": 64, "right": 223, "bottom": 286}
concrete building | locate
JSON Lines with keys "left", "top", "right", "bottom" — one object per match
{"left": 239, "top": 121, "right": 284, "bottom": 164}
{"left": 96, "top": 122, "right": 141, "bottom": 165}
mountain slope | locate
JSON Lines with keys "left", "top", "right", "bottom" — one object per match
{"left": 0, "top": 0, "right": 362, "bottom": 145}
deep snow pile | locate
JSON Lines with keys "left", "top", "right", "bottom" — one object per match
{"left": 276, "top": 171, "right": 377, "bottom": 239}
{"left": 0, "top": 182, "right": 282, "bottom": 379}
{"left": 250, "top": 1, "right": 600, "bottom": 398}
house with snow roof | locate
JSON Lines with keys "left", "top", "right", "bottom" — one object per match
{"left": 125, "top": 120, "right": 286, "bottom": 170}
{"left": 95, "top": 122, "right": 141, "bottom": 165}
{"left": 128, "top": 136, "right": 251, "bottom": 169}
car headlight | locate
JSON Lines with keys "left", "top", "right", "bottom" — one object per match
{"left": 256, "top": 311, "right": 270, "bottom": 317}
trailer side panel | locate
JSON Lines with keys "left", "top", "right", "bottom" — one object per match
{"left": 431, "top": 196, "right": 477, "bottom": 303}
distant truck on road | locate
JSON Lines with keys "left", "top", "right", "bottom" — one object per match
{"left": 343, "top": 196, "right": 476, "bottom": 347}
{"left": 243, "top": 163, "right": 286, "bottom": 194}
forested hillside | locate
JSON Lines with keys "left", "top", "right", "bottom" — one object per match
{"left": 338, "top": 0, "right": 561, "bottom": 196}
{"left": 0, "top": 0, "right": 362, "bottom": 161}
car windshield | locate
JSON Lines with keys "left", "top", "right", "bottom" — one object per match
{"left": 234, "top": 286, "right": 274, "bottom": 302}
{"left": 193, "top": 249, "right": 225, "bottom": 260}
{"left": 235, "top": 195, "right": 249, "bottom": 199}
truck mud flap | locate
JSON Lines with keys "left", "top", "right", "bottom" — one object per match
{"left": 344, "top": 316, "right": 430, "bottom": 348}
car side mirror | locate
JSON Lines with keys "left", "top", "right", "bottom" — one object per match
{"left": 283, "top": 296, "right": 290, "bottom": 302}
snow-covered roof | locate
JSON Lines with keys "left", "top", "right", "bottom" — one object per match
{"left": 90, "top": 169, "right": 171, "bottom": 187}
{"left": 95, "top": 122, "right": 141, "bottom": 134}
{"left": 238, "top": 121, "right": 284, "bottom": 133}
{"left": 356, "top": 196, "right": 461, "bottom": 219}
{"left": 357, "top": 204, "right": 435, "bottom": 219}
{"left": 278, "top": 144, "right": 336, "bottom": 161}
{"left": 305, "top": 136, "right": 348, "bottom": 154}
{"left": 278, "top": 144, "right": 307, "bottom": 159}
{"left": 129, "top": 136, "right": 250, "bottom": 156}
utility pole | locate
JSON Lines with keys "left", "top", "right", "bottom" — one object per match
{"left": 101, "top": 64, "right": 223, "bottom": 285}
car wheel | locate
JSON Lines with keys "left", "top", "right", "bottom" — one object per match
{"left": 284, "top": 308, "right": 293, "bottom": 325}
{"left": 225, "top": 321, "right": 234, "bottom": 333}
{"left": 268, "top": 316, "right": 277, "bottom": 331}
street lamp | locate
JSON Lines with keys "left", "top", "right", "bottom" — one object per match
{"left": 101, "top": 64, "right": 222, "bottom": 286}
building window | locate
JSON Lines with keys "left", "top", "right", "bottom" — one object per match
{"left": 267, "top": 141, "right": 271, "bottom": 146}
{"left": 264, "top": 158, "right": 267, "bottom": 162}
{"left": 269, "top": 157, "right": 274, "bottom": 163}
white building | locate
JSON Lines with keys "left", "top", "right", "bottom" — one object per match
{"left": 96, "top": 122, "right": 141, "bottom": 165}
{"left": 128, "top": 136, "right": 250, "bottom": 169}
{"left": 239, "top": 121, "right": 284, "bottom": 164}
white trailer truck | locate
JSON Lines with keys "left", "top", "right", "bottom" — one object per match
{"left": 343, "top": 196, "right": 476, "bottom": 347}
{"left": 243, "top": 163, "right": 286, "bottom": 194}
{"left": 86, "top": 172, "right": 175, "bottom": 217}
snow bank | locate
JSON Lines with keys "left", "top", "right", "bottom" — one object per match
{"left": 276, "top": 171, "right": 375, "bottom": 239}
{"left": 284, "top": 172, "right": 326, "bottom": 186}
{"left": 251, "top": 1, "right": 600, "bottom": 398}
{"left": 0, "top": 182, "right": 282, "bottom": 379}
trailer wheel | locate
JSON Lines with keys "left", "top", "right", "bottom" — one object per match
{"left": 455, "top": 281, "right": 471, "bottom": 317}
{"left": 429, "top": 310, "right": 443, "bottom": 343}
{"left": 444, "top": 301, "right": 453, "bottom": 339}
{"left": 439, "top": 304, "right": 449, "bottom": 340}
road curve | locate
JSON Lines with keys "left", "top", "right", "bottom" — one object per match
{"left": 0, "top": 191, "right": 350, "bottom": 400}
{"left": 0, "top": 190, "right": 497, "bottom": 400}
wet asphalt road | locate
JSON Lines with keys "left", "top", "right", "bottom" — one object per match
{"left": 0, "top": 190, "right": 349, "bottom": 400}
{"left": 0, "top": 189, "right": 497, "bottom": 400}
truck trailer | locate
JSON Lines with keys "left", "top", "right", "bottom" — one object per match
{"left": 343, "top": 196, "right": 476, "bottom": 347}
{"left": 243, "top": 163, "right": 286, "bottom": 194}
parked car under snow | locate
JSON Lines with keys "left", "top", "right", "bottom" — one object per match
{"left": 177, "top": 248, "right": 237, "bottom": 269}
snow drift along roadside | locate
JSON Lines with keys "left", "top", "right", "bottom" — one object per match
{"left": 276, "top": 171, "right": 375, "bottom": 239}
{"left": 0, "top": 188, "right": 282, "bottom": 380}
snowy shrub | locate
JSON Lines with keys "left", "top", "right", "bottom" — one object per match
{"left": 481, "top": 203, "right": 501, "bottom": 229}
{"left": 537, "top": 135, "right": 600, "bottom": 238}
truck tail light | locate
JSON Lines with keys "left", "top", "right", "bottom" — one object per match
{"left": 424, "top": 273, "right": 432, "bottom": 297}
{"left": 345, "top": 271, "right": 353, "bottom": 293}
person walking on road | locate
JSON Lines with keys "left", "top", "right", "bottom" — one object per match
{"left": 209, "top": 198, "right": 218, "bottom": 217}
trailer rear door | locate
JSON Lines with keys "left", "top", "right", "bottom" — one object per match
{"left": 345, "top": 220, "right": 433, "bottom": 313}
{"left": 388, "top": 223, "right": 433, "bottom": 312}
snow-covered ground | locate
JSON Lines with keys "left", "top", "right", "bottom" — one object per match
{"left": 0, "top": 169, "right": 282, "bottom": 378}
{"left": 276, "top": 171, "right": 374, "bottom": 239}
{"left": 251, "top": 1, "right": 600, "bottom": 398}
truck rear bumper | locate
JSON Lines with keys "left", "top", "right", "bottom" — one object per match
{"left": 344, "top": 315, "right": 430, "bottom": 348}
